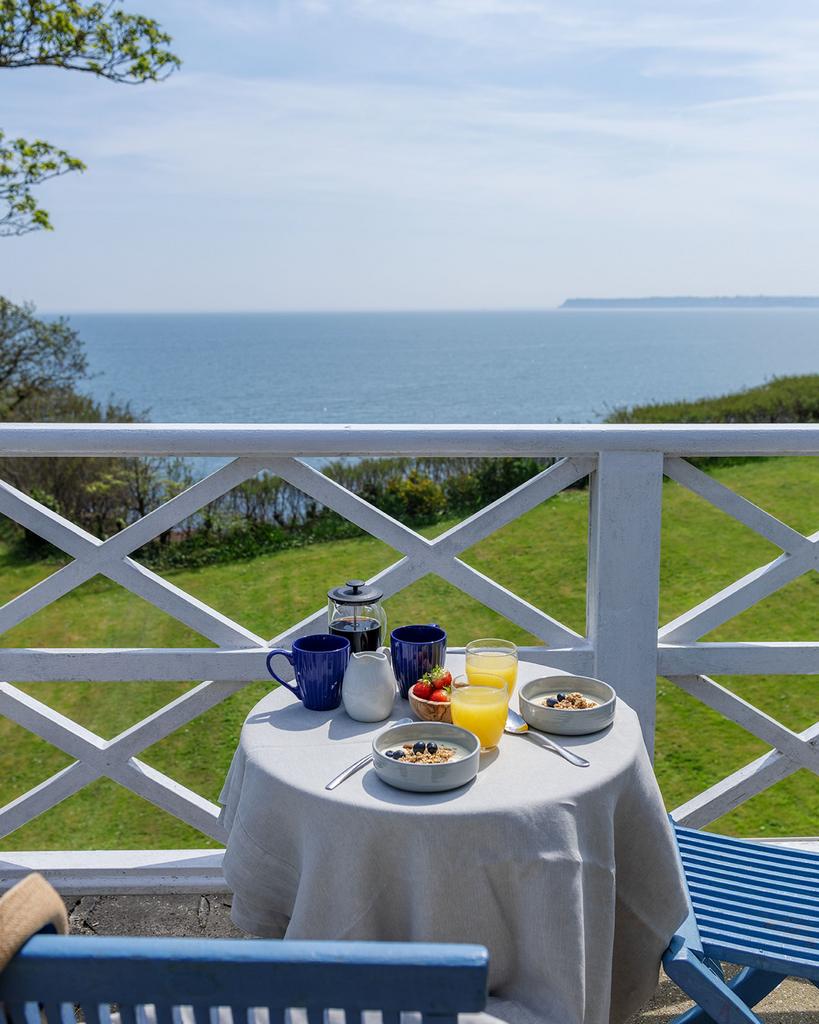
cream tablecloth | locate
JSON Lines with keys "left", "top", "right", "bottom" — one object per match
{"left": 219, "top": 658, "right": 687, "bottom": 1024}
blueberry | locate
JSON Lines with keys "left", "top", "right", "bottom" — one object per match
{"left": 546, "top": 697, "right": 558, "bottom": 708}
{"left": 412, "top": 741, "right": 426, "bottom": 754}
{"left": 393, "top": 750, "right": 405, "bottom": 760}
{"left": 426, "top": 742, "right": 438, "bottom": 754}
{"left": 556, "top": 693, "right": 566, "bottom": 702}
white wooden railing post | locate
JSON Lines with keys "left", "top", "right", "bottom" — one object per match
{"left": 586, "top": 450, "right": 664, "bottom": 756}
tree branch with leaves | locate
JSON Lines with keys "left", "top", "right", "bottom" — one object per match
{"left": 0, "top": 132, "right": 85, "bottom": 234}
{"left": 0, "top": 0, "right": 179, "bottom": 234}
{"left": 0, "top": 0, "right": 179, "bottom": 81}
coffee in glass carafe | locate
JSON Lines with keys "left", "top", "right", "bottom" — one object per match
{"left": 327, "top": 579, "right": 387, "bottom": 654}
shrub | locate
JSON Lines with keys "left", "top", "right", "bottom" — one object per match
{"left": 382, "top": 470, "right": 447, "bottom": 524}
{"left": 607, "top": 374, "right": 819, "bottom": 424}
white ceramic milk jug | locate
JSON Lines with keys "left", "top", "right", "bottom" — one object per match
{"left": 342, "top": 647, "right": 397, "bottom": 722}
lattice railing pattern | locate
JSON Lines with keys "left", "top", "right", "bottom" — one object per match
{"left": 0, "top": 453, "right": 596, "bottom": 845}
{"left": 0, "top": 424, "right": 815, "bottom": 889}
{"left": 658, "top": 457, "right": 819, "bottom": 829}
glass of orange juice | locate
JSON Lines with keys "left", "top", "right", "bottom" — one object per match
{"left": 450, "top": 674, "right": 508, "bottom": 750}
{"left": 465, "top": 638, "right": 518, "bottom": 696}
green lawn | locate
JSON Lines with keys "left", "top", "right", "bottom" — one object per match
{"left": 0, "top": 456, "right": 816, "bottom": 849}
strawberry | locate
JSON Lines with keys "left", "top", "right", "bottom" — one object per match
{"left": 412, "top": 680, "right": 434, "bottom": 700}
{"left": 430, "top": 688, "right": 450, "bottom": 703}
{"left": 430, "top": 666, "right": 452, "bottom": 690}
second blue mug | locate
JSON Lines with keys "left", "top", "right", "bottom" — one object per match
{"left": 390, "top": 624, "right": 447, "bottom": 699}
{"left": 266, "top": 633, "right": 350, "bottom": 711}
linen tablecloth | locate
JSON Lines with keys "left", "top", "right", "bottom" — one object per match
{"left": 219, "top": 661, "right": 687, "bottom": 1024}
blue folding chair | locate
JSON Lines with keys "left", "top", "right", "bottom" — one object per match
{"left": 663, "top": 821, "right": 819, "bottom": 1024}
{"left": 0, "top": 935, "right": 489, "bottom": 1024}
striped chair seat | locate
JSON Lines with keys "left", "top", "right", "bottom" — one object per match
{"left": 663, "top": 822, "right": 819, "bottom": 1024}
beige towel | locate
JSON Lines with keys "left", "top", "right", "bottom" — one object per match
{"left": 0, "top": 873, "right": 68, "bottom": 971}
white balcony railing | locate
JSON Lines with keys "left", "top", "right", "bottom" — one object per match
{"left": 0, "top": 423, "right": 816, "bottom": 893}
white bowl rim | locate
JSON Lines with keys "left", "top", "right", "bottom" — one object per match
{"left": 519, "top": 674, "right": 616, "bottom": 713}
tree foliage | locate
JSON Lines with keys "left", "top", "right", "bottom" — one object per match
{"left": 0, "top": 1, "right": 179, "bottom": 233}
{"left": 0, "top": 297, "right": 192, "bottom": 548}
{"left": 0, "top": 384, "right": 193, "bottom": 549}
{"left": 0, "top": 131, "right": 85, "bottom": 234}
{"left": 0, "top": 296, "right": 88, "bottom": 414}
{"left": 0, "top": 1, "right": 179, "bottom": 80}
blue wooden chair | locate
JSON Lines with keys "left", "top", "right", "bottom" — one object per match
{"left": 663, "top": 821, "right": 819, "bottom": 1024}
{"left": 0, "top": 935, "right": 489, "bottom": 1024}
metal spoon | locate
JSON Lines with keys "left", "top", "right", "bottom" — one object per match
{"left": 505, "top": 708, "right": 590, "bottom": 768}
{"left": 325, "top": 717, "right": 413, "bottom": 790}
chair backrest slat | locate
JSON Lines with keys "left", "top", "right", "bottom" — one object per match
{"left": 189, "top": 1005, "right": 215, "bottom": 1024}
{"left": 154, "top": 1003, "right": 177, "bottom": 1024}
{"left": 0, "top": 937, "right": 488, "bottom": 1021}
{"left": 6, "top": 1004, "right": 43, "bottom": 1024}
{"left": 83, "top": 1002, "right": 115, "bottom": 1024}
{"left": 41, "top": 1004, "right": 62, "bottom": 1024}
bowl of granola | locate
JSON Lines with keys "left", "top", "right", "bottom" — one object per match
{"left": 372, "top": 721, "right": 480, "bottom": 792}
{"left": 519, "top": 675, "right": 616, "bottom": 735}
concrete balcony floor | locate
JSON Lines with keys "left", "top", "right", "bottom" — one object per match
{"left": 62, "top": 893, "right": 819, "bottom": 1023}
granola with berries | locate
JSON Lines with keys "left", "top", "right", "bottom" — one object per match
{"left": 383, "top": 740, "right": 456, "bottom": 763}
{"left": 541, "top": 691, "right": 598, "bottom": 710}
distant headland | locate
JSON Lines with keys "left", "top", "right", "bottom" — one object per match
{"left": 560, "top": 296, "right": 819, "bottom": 309}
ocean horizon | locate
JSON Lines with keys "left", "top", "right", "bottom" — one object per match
{"left": 59, "top": 308, "right": 818, "bottom": 426}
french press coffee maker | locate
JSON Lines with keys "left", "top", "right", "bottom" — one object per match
{"left": 327, "top": 579, "right": 387, "bottom": 654}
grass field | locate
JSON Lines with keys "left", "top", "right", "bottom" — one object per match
{"left": 0, "top": 456, "right": 816, "bottom": 850}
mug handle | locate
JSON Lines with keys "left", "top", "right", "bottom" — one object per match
{"left": 266, "top": 648, "right": 301, "bottom": 699}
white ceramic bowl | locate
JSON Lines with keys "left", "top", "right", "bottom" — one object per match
{"left": 519, "top": 675, "right": 616, "bottom": 735}
{"left": 372, "top": 721, "right": 479, "bottom": 793}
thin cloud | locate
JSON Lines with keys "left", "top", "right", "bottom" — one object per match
{"left": 5, "top": 1, "right": 819, "bottom": 311}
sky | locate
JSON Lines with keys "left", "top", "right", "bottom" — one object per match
{"left": 4, "top": 1, "right": 819, "bottom": 312}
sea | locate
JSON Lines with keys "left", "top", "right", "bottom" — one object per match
{"left": 67, "top": 309, "right": 818, "bottom": 426}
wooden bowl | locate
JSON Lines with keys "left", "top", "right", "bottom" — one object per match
{"left": 408, "top": 689, "right": 452, "bottom": 723}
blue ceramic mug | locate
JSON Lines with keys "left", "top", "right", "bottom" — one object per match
{"left": 390, "top": 624, "right": 447, "bottom": 699}
{"left": 266, "top": 633, "right": 350, "bottom": 711}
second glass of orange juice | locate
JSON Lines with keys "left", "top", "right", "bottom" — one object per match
{"left": 450, "top": 675, "right": 508, "bottom": 750}
{"left": 465, "top": 638, "right": 518, "bottom": 696}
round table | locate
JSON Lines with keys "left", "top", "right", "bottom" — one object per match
{"left": 219, "top": 656, "right": 687, "bottom": 1024}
